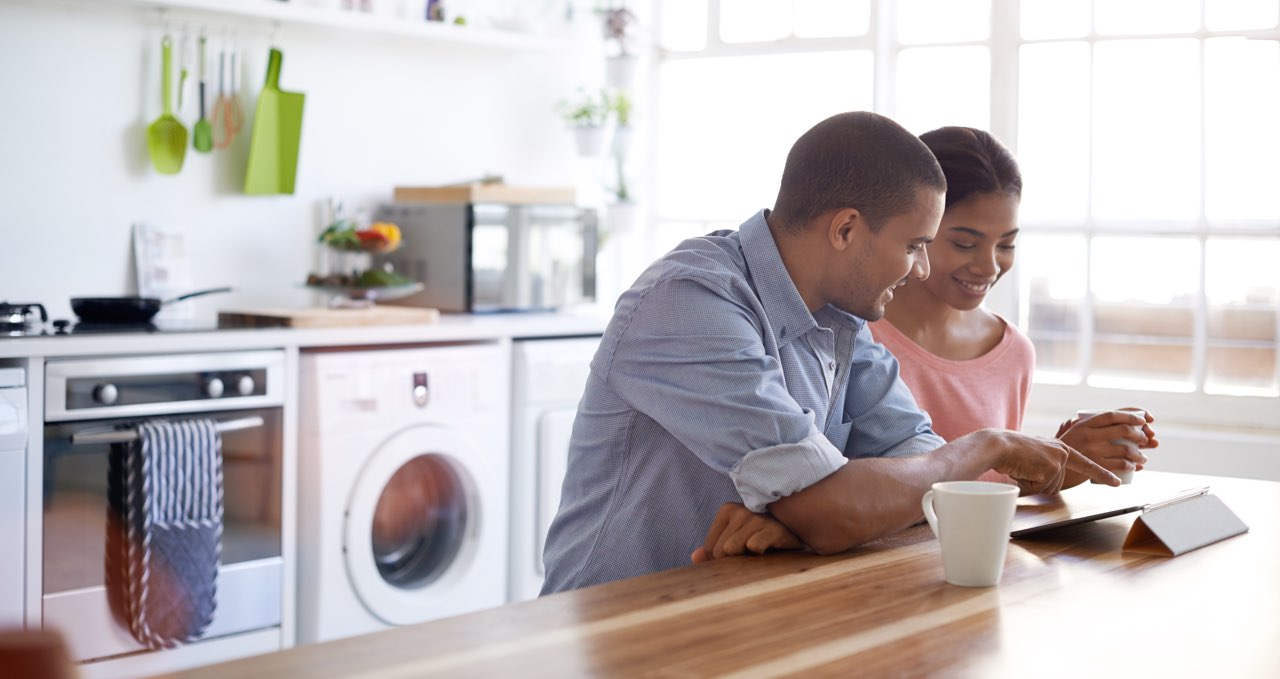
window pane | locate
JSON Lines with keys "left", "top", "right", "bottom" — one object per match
{"left": 895, "top": 46, "right": 989, "bottom": 134}
{"left": 1090, "top": 236, "right": 1197, "bottom": 391}
{"left": 720, "top": 0, "right": 790, "bottom": 43}
{"left": 1018, "top": 42, "right": 1090, "bottom": 222}
{"left": 1206, "top": 0, "right": 1280, "bottom": 31}
{"left": 1089, "top": 341, "right": 1193, "bottom": 391}
{"left": 1092, "top": 40, "right": 1200, "bottom": 221}
{"left": 794, "top": 0, "right": 870, "bottom": 38}
{"left": 659, "top": 0, "right": 708, "bottom": 51}
{"left": 1020, "top": 0, "right": 1090, "bottom": 40}
{"left": 1205, "top": 38, "right": 1280, "bottom": 222}
{"left": 1021, "top": 234, "right": 1086, "bottom": 382}
{"left": 656, "top": 52, "right": 873, "bottom": 220}
{"left": 1206, "top": 347, "right": 1278, "bottom": 396}
{"left": 897, "top": 0, "right": 990, "bottom": 44}
{"left": 1094, "top": 0, "right": 1199, "bottom": 35}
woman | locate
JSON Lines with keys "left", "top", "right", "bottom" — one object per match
{"left": 869, "top": 126, "right": 1154, "bottom": 491}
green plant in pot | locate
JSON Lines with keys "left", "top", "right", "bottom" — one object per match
{"left": 608, "top": 89, "right": 633, "bottom": 157}
{"left": 557, "top": 88, "right": 610, "bottom": 156}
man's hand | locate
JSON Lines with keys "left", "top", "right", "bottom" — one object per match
{"left": 978, "top": 429, "right": 1121, "bottom": 494}
{"left": 691, "top": 502, "right": 805, "bottom": 564}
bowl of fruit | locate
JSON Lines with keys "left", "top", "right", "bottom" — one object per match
{"left": 306, "top": 220, "right": 423, "bottom": 306}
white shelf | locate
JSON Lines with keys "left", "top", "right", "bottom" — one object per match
{"left": 102, "top": 0, "right": 563, "bottom": 51}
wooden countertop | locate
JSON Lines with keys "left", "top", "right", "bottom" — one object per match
{"left": 171, "top": 472, "right": 1280, "bottom": 678}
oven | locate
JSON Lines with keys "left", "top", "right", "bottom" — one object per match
{"left": 40, "top": 351, "right": 285, "bottom": 664}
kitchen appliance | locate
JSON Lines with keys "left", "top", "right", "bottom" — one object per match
{"left": 508, "top": 336, "right": 600, "bottom": 602}
{"left": 70, "top": 287, "right": 231, "bottom": 324}
{"left": 373, "top": 201, "right": 597, "bottom": 312}
{"left": 1, "top": 303, "right": 47, "bottom": 333}
{"left": 40, "top": 351, "right": 286, "bottom": 668}
{"left": 297, "top": 343, "right": 509, "bottom": 643}
{"left": 0, "top": 367, "right": 27, "bottom": 628}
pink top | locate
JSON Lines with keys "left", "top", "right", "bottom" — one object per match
{"left": 869, "top": 317, "right": 1036, "bottom": 485}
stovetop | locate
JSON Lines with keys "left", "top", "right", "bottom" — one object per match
{"left": 4, "top": 318, "right": 221, "bottom": 338}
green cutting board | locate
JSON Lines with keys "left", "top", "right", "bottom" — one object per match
{"left": 244, "top": 48, "right": 304, "bottom": 194}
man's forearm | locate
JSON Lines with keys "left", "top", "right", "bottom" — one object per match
{"left": 768, "top": 432, "right": 1006, "bottom": 554}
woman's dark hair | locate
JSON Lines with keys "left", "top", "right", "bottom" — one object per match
{"left": 918, "top": 126, "right": 1022, "bottom": 209}
{"left": 772, "top": 111, "right": 946, "bottom": 233}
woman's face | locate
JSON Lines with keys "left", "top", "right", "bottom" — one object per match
{"left": 920, "top": 192, "right": 1020, "bottom": 311}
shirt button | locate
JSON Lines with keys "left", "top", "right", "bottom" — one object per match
{"left": 828, "top": 361, "right": 836, "bottom": 371}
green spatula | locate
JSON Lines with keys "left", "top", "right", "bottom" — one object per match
{"left": 192, "top": 35, "right": 213, "bottom": 153}
{"left": 244, "top": 48, "right": 305, "bottom": 194}
{"left": 147, "top": 36, "right": 188, "bottom": 174}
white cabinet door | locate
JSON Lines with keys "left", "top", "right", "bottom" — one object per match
{"left": 534, "top": 408, "right": 577, "bottom": 575}
{"left": 0, "top": 450, "right": 24, "bottom": 628}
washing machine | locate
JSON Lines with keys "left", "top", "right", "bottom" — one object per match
{"left": 508, "top": 336, "right": 601, "bottom": 602}
{"left": 297, "top": 342, "right": 510, "bottom": 643}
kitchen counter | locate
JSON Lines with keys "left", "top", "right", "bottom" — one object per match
{"left": 171, "top": 471, "right": 1280, "bottom": 678}
{"left": 0, "top": 311, "right": 610, "bottom": 359}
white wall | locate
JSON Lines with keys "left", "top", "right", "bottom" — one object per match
{"left": 0, "top": 0, "right": 605, "bottom": 320}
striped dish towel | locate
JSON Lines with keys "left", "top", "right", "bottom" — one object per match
{"left": 106, "top": 419, "right": 223, "bottom": 649}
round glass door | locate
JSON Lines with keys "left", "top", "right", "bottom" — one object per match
{"left": 369, "top": 453, "right": 468, "bottom": 589}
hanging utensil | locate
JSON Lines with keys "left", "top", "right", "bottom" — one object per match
{"left": 227, "top": 43, "right": 245, "bottom": 139}
{"left": 146, "top": 35, "right": 188, "bottom": 174}
{"left": 192, "top": 34, "right": 213, "bottom": 153}
{"left": 244, "top": 48, "right": 305, "bottom": 195}
{"left": 212, "top": 43, "right": 230, "bottom": 149}
{"left": 177, "top": 31, "right": 192, "bottom": 116}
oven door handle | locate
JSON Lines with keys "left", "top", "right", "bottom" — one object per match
{"left": 69, "top": 416, "right": 265, "bottom": 445}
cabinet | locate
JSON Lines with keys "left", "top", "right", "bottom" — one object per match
{"left": 508, "top": 336, "right": 601, "bottom": 602}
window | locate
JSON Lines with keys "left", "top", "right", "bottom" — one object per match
{"left": 652, "top": 0, "right": 1280, "bottom": 427}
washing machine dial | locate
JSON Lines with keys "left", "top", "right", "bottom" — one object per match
{"left": 412, "top": 372, "right": 429, "bottom": 407}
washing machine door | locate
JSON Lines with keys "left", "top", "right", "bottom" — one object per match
{"left": 344, "top": 424, "right": 484, "bottom": 625}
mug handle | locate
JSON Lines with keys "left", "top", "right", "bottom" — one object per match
{"left": 922, "top": 489, "right": 939, "bottom": 536}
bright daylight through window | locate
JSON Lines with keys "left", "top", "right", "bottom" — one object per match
{"left": 651, "top": 0, "right": 1280, "bottom": 420}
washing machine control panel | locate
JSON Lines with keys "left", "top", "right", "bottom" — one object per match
{"left": 412, "top": 372, "right": 429, "bottom": 407}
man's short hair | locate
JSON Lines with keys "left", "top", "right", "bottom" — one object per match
{"left": 771, "top": 111, "right": 946, "bottom": 233}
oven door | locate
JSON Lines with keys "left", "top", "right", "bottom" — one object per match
{"left": 42, "top": 408, "right": 283, "bottom": 662}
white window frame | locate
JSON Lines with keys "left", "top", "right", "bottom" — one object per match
{"left": 649, "top": 0, "right": 1280, "bottom": 430}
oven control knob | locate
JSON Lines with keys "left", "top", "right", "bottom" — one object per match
{"left": 93, "top": 383, "right": 118, "bottom": 405}
{"left": 236, "top": 375, "right": 255, "bottom": 397}
{"left": 205, "top": 377, "right": 225, "bottom": 399}
{"left": 413, "top": 384, "right": 429, "bottom": 407}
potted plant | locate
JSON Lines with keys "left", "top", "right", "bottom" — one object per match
{"left": 601, "top": 4, "right": 638, "bottom": 89}
{"left": 609, "top": 89, "right": 633, "bottom": 157}
{"left": 605, "top": 152, "right": 637, "bottom": 233}
{"left": 556, "top": 88, "right": 610, "bottom": 157}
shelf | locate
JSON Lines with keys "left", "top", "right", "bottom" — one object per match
{"left": 101, "top": 0, "right": 564, "bottom": 52}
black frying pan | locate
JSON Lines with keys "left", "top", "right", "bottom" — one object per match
{"left": 71, "top": 287, "right": 232, "bottom": 323}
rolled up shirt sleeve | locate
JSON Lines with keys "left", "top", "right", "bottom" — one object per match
{"left": 604, "top": 274, "right": 844, "bottom": 509}
{"left": 731, "top": 428, "right": 847, "bottom": 512}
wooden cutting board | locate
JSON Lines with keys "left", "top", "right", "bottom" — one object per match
{"left": 218, "top": 306, "right": 440, "bottom": 328}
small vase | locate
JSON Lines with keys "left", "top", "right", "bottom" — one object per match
{"left": 612, "top": 124, "right": 633, "bottom": 157}
{"left": 605, "top": 201, "right": 637, "bottom": 233}
{"left": 573, "top": 126, "right": 606, "bottom": 157}
{"left": 605, "top": 54, "right": 638, "bottom": 90}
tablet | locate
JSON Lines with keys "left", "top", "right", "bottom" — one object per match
{"left": 1010, "top": 485, "right": 1209, "bottom": 538}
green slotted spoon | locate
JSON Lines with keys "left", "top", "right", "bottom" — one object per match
{"left": 147, "top": 35, "right": 188, "bottom": 174}
{"left": 192, "top": 35, "right": 213, "bottom": 153}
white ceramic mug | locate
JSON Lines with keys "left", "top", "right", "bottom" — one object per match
{"left": 921, "top": 481, "right": 1019, "bottom": 587}
{"left": 1075, "top": 408, "right": 1146, "bottom": 484}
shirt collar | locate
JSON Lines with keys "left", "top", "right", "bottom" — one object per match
{"left": 739, "top": 209, "right": 820, "bottom": 348}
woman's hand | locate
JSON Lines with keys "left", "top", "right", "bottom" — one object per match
{"left": 1057, "top": 409, "right": 1157, "bottom": 489}
{"left": 691, "top": 502, "right": 806, "bottom": 564}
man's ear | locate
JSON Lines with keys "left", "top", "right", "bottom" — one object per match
{"left": 827, "top": 208, "right": 863, "bottom": 252}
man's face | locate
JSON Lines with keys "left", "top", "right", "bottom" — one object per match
{"left": 919, "top": 192, "right": 1020, "bottom": 312}
{"left": 836, "top": 189, "right": 944, "bottom": 320}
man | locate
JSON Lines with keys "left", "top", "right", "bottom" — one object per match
{"left": 541, "top": 111, "right": 1117, "bottom": 595}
